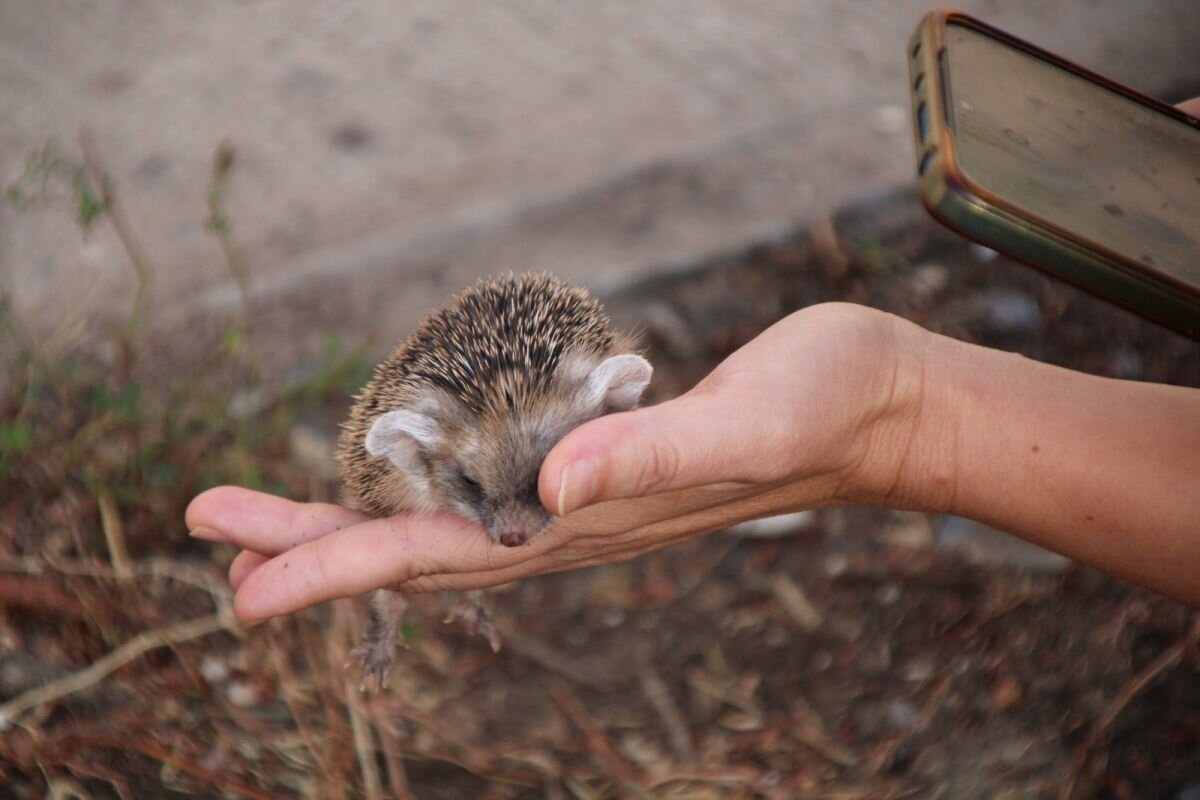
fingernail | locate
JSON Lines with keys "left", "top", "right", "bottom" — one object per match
{"left": 236, "top": 606, "right": 269, "bottom": 627}
{"left": 556, "top": 459, "right": 598, "bottom": 516}
{"left": 189, "top": 526, "right": 227, "bottom": 541}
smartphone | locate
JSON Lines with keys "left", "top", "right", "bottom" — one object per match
{"left": 908, "top": 10, "right": 1200, "bottom": 338}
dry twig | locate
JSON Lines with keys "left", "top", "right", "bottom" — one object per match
{"left": 64, "top": 760, "right": 134, "bottom": 800}
{"left": 869, "top": 677, "right": 952, "bottom": 776}
{"left": 95, "top": 492, "right": 130, "bottom": 578}
{"left": 636, "top": 651, "right": 694, "bottom": 763}
{"left": 268, "top": 622, "right": 341, "bottom": 797}
{"left": 1059, "top": 616, "right": 1200, "bottom": 800}
{"left": 769, "top": 572, "right": 824, "bottom": 632}
{"left": 548, "top": 679, "right": 641, "bottom": 795}
{"left": 1, "top": 555, "right": 236, "bottom": 621}
{"left": 790, "top": 695, "right": 859, "bottom": 769}
{"left": 370, "top": 695, "right": 548, "bottom": 787}
{"left": 644, "top": 765, "right": 767, "bottom": 791}
{"left": 0, "top": 574, "right": 89, "bottom": 620}
{"left": 0, "top": 612, "right": 231, "bottom": 727}
{"left": 345, "top": 674, "right": 384, "bottom": 800}
{"left": 205, "top": 140, "right": 252, "bottom": 317}
{"left": 372, "top": 708, "right": 415, "bottom": 800}
{"left": 77, "top": 131, "right": 153, "bottom": 342}
{"left": 50, "top": 734, "right": 274, "bottom": 800}
{"left": 503, "top": 626, "right": 616, "bottom": 689}
{"left": 811, "top": 215, "right": 851, "bottom": 279}
{"left": 335, "top": 600, "right": 384, "bottom": 800}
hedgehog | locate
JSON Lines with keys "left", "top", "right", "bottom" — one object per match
{"left": 337, "top": 273, "right": 653, "bottom": 689}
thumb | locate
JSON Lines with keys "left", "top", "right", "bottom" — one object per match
{"left": 540, "top": 392, "right": 748, "bottom": 515}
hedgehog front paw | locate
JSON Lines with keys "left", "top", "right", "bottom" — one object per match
{"left": 445, "top": 590, "right": 503, "bottom": 652}
{"left": 349, "top": 636, "right": 398, "bottom": 693}
{"left": 349, "top": 589, "right": 410, "bottom": 692}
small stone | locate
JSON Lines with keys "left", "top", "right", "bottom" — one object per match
{"left": 909, "top": 263, "right": 948, "bottom": 301}
{"left": 200, "top": 655, "right": 230, "bottom": 684}
{"left": 225, "top": 681, "right": 258, "bottom": 707}
{"left": 824, "top": 554, "right": 849, "bottom": 577}
{"left": 969, "top": 243, "right": 999, "bottom": 262}
{"left": 903, "top": 658, "right": 934, "bottom": 682}
{"left": 600, "top": 606, "right": 626, "bottom": 628}
{"left": 876, "top": 583, "right": 901, "bottom": 606}
{"left": 1111, "top": 347, "right": 1143, "bottom": 380}
{"left": 727, "top": 510, "right": 815, "bottom": 539}
{"left": 885, "top": 698, "right": 920, "bottom": 730}
{"left": 936, "top": 515, "right": 1071, "bottom": 573}
{"left": 0, "top": 653, "right": 50, "bottom": 695}
{"left": 885, "top": 511, "right": 933, "bottom": 549}
{"left": 983, "top": 290, "right": 1042, "bottom": 335}
{"left": 720, "top": 711, "right": 764, "bottom": 731}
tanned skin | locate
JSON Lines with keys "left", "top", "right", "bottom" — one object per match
{"left": 189, "top": 301, "right": 1199, "bottom": 616}
{"left": 188, "top": 99, "right": 1200, "bottom": 619}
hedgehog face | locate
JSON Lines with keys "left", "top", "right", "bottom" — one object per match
{"left": 363, "top": 352, "right": 652, "bottom": 546}
{"left": 435, "top": 413, "right": 558, "bottom": 547}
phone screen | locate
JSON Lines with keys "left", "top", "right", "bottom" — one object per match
{"left": 942, "top": 21, "right": 1200, "bottom": 290}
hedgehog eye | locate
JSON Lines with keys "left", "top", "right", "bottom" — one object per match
{"left": 460, "top": 472, "right": 483, "bottom": 496}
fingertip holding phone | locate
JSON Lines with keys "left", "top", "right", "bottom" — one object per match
{"left": 909, "top": 11, "right": 1200, "bottom": 338}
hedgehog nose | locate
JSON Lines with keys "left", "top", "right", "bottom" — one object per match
{"left": 497, "top": 530, "right": 528, "bottom": 548}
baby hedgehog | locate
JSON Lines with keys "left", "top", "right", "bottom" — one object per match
{"left": 337, "top": 273, "right": 652, "bottom": 688}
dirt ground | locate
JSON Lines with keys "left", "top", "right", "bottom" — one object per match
{"left": 1, "top": 190, "right": 1197, "bottom": 799}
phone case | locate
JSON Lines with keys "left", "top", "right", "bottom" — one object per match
{"left": 909, "top": 10, "right": 1200, "bottom": 339}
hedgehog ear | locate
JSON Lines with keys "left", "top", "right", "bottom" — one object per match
{"left": 583, "top": 354, "right": 653, "bottom": 413}
{"left": 366, "top": 409, "right": 442, "bottom": 465}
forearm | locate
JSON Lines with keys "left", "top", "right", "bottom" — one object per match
{"left": 866, "top": 321, "right": 1200, "bottom": 606}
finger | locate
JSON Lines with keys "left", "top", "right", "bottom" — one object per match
{"left": 1178, "top": 97, "right": 1200, "bottom": 117}
{"left": 540, "top": 391, "right": 765, "bottom": 515}
{"left": 400, "top": 552, "right": 565, "bottom": 594}
{"left": 186, "top": 486, "right": 368, "bottom": 555}
{"left": 233, "top": 512, "right": 542, "bottom": 623}
{"left": 229, "top": 550, "right": 269, "bottom": 590}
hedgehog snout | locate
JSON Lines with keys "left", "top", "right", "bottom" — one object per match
{"left": 488, "top": 499, "right": 554, "bottom": 548}
{"left": 498, "top": 530, "right": 528, "bottom": 548}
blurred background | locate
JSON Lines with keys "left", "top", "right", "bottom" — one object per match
{"left": 1, "top": 2, "right": 1198, "bottom": 798}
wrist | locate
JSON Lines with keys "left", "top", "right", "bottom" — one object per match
{"left": 823, "top": 310, "right": 1200, "bottom": 607}
{"left": 838, "top": 315, "right": 985, "bottom": 513}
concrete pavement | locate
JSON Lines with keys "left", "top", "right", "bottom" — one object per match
{"left": 3, "top": 1, "right": 1197, "bottom": 363}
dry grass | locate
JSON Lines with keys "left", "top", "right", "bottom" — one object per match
{"left": 2, "top": 140, "right": 1198, "bottom": 799}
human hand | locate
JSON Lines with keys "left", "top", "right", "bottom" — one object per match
{"left": 188, "top": 302, "right": 929, "bottom": 624}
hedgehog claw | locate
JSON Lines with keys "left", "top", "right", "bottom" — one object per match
{"left": 349, "top": 639, "right": 397, "bottom": 693}
{"left": 349, "top": 589, "right": 408, "bottom": 692}
{"left": 445, "top": 591, "right": 503, "bottom": 652}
